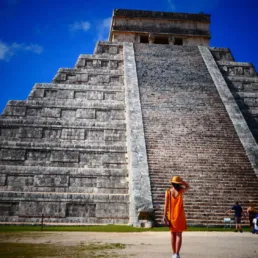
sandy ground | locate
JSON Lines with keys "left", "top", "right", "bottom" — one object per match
{"left": 0, "top": 231, "right": 258, "bottom": 258}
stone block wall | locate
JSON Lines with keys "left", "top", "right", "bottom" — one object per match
{"left": 0, "top": 42, "right": 129, "bottom": 224}
{"left": 134, "top": 43, "right": 258, "bottom": 225}
{"left": 210, "top": 48, "right": 258, "bottom": 142}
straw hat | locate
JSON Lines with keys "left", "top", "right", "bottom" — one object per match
{"left": 170, "top": 176, "right": 182, "bottom": 184}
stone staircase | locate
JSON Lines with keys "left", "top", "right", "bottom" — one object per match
{"left": 134, "top": 43, "right": 258, "bottom": 226}
{"left": 0, "top": 42, "right": 129, "bottom": 224}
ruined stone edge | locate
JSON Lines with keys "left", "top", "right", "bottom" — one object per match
{"left": 199, "top": 46, "right": 258, "bottom": 177}
{"left": 123, "top": 42, "right": 153, "bottom": 226}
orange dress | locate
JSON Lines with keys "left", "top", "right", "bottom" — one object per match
{"left": 166, "top": 189, "right": 187, "bottom": 232}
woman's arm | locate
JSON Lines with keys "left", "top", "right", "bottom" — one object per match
{"left": 163, "top": 190, "right": 170, "bottom": 226}
{"left": 225, "top": 209, "right": 232, "bottom": 215}
{"left": 163, "top": 191, "right": 168, "bottom": 217}
{"left": 181, "top": 180, "right": 190, "bottom": 193}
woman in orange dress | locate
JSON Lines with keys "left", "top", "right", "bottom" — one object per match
{"left": 164, "top": 176, "right": 190, "bottom": 258}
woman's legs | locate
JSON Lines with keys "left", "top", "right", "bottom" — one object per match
{"left": 175, "top": 232, "right": 182, "bottom": 254}
{"left": 171, "top": 232, "right": 176, "bottom": 253}
{"left": 171, "top": 232, "right": 182, "bottom": 254}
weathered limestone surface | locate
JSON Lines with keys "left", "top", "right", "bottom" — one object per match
{"left": 123, "top": 43, "right": 153, "bottom": 226}
{"left": 134, "top": 43, "right": 258, "bottom": 225}
{"left": 0, "top": 41, "right": 129, "bottom": 224}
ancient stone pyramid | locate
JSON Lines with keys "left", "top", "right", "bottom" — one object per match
{"left": 0, "top": 9, "right": 258, "bottom": 227}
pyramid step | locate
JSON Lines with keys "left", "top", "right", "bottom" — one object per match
{"left": 227, "top": 76, "right": 258, "bottom": 83}
{"left": 150, "top": 170, "right": 255, "bottom": 176}
{"left": 56, "top": 67, "right": 123, "bottom": 75}
{"left": 0, "top": 165, "right": 128, "bottom": 176}
{"left": 154, "top": 194, "right": 258, "bottom": 201}
{"left": 1, "top": 100, "right": 125, "bottom": 121}
{"left": 233, "top": 92, "right": 258, "bottom": 98}
{"left": 0, "top": 176, "right": 129, "bottom": 194}
{"left": 0, "top": 126, "right": 125, "bottom": 143}
{"left": 53, "top": 71, "right": 124, "bottom": 85}
{"left": 241, "top": 108, "right": 258, "bottom": 117}
{"left": 0, "top": 191, "right": 129, "bottom": 201}
{"left": 217, "top": 60, "right": 254, "bottom": 67}
{"left": 4, "top": 99, "right": 125, "bottom": 109}
{"left": 150, "top": 180, "right": 258, "bottom": 186}
{"left": 154, "top": 193, "right": 258, "bottom": 200}
{"left": 0, "top": 140, "right": 127, "bottom": 152}
{"left": 151, "top": 187, "right": 258, "bottom": 194}
{"left": 32, "top": 83, "right": 124, "bottom": 91}
{"left": 228, "top": 81, "right": 258, "bottom": 92}
{"left": 149, "top": 176, "right": 257, "bottom": 182}
{"left": 75, "top": 56, "right": 123, "bottom": 69}
{"left": 183, "top": 201, "right": 258, "bottom": 207}
{"left": 209, "top": 47, "right": 234, "bottom": 61}
{"left": 0, "top": 147, "right": 127, "bottom": 166}
{"left": 0, "top": 187, "right": 128, "bottom": 195}
{"left": 0, "top": 190, "right": 129, "bottom": 224}
{"left": 236, "top": 99, "right": 258, "bottom": 108}
{"left": 78, "top": 54, "right": 123, "bottom": 61}
{"left": 0, "top": 136, "right": 126, "bottom": 144}
{"left": 94, "top": 41, "right": 123, "bottom": 57}
{"left": 0, "top": 118, "right": 126, "bottom": 129}
{"left": 29, "top": 83, "right": 124, "bottom": 101}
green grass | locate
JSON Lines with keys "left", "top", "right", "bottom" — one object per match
{"left": 0, "top": 224, "right": 251, "bottom": 233}
{"left": 0, "top": 242, "right": 126, "bottom": 258}
{"left": 0, "top": 225, "right": 169, "bottom": 233}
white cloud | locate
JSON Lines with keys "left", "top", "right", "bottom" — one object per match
{"left": 168, "top": 0, "right": 176, "bottom": 11}
{"left": 0, "top": 41, "right": 10, "bottom": 60}
{"left": 69, "top": 21, "right": 91, "bottom": 32}
{"left": 0, "top": 40, "right": 43, "bottom": 61}
{"left": 102, "top": 17, "right": 111, "bottom": 28}
{"left": 97, "top": 17, "right": 112, "bottom": 41}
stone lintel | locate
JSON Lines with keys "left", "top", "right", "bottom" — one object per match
{"left": 112, "top": 27, "right": 210, "bottom": 37}
{"left": 199, "top": 46, "right": 258, "bottom": 177}
{"left": 111, "top": 30, "right": 211, "bottom": 39}
{"left": 123, "top": 42, "right": 153, "bottom": 227}
{"left": 113, "top": 9, "right": 210, "bottom": 23}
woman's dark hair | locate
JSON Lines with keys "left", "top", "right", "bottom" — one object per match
{"left": 172, "top": 183, "right": 182, "bottom": 191}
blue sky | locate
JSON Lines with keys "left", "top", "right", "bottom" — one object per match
{"left": 0, "top": 0, "right": 258, "bottom": 113}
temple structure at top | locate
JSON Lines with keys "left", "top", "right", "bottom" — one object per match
{"left": 109, "top": 9, "right": 211, "bottom": 45}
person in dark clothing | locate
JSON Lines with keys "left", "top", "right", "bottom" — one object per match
{"left": 252, "top": 214, "right": 258, "bottom": 234}
{"left": 247, "top": 203, "right": 257, "bottom": 231}
{"left": 225, "top": 201, "right": 245, "bottom": 232}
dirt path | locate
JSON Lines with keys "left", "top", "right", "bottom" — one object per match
{"left": 1, "top": 231, "right": 258, "bottom": 258}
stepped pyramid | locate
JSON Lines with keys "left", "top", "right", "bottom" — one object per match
{"left": 0, "top": 9, "right": 258, "bottom": 227}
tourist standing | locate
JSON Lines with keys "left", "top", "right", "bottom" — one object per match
{"left": 252, "top": 214, "right": 258, "bottom": 234}
{"left": 247, "top": 202, "right": 257, "bottom": 231}
{"left": 163, "top": 176, "right": 190, "bottom": 258}
{"left": 225, "top": 201, "right": 245, "bottom": 232}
